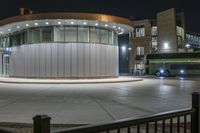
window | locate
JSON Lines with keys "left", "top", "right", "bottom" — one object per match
{"left": 21, "top": 31, "right": 26, "bottom": 44}
{"left": 1, "top": 36, "right": 10, "bottom": 47}
{"left": 42, "top": 27, "right": 53, "bottom": 42}
{"left": 101, "top": 29, "right": 108, "bottom": 44}
{"left": 54, "top": 27, "right": 64, "bottom": 42}
{"left": 152, "top": 37, "right": 157, "bottom": 52}
{"left": 114, "top": 33, "right": 118, "bottom": 45}
{"left": 177, "top": 36, "right": 182, "bottom": 46}
{"left": 136, "top": 46, "right": 144, "bottom": 55}
{"left": 135, "top": 27, "right": 145, "bottom": 37}
{"left": 10, "top": 35, "right": 16, "bottom": 47}
{"left": 135, "top": 62, "right": 144, "bottom": 70}
{"left": 65, "top": 27, "right": 77, "bottom": 42}
{"left": 32, "top": 28, "right": 41, "bottom": 43}
{"left": 10, "top": 33, "right": 21, "bottom": 46}
{"left": 90, "top": 28, "right": 100, "bottom": 43}
{"left": 0, "top": 26, "right": 119, "bottom": 46}
{"left": 151, "top": 26, "right": 157, "bottom": 36}
{"left": 26, "top": 29, "right": 32, "bottom": 44}
{"left": 78, "top": 27, "right": 89, "bottom": 42}
{"left": 176, "top": 26, "right": 185, "bottom": 40}
{"left": 108, "top": 31, "right": 114, "bottom": 45}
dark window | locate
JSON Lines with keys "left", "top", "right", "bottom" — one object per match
{"left": 170, "top": 64, "right": 200, "bottom": 70}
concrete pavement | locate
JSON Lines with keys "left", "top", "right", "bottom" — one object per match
{"left": 0, "top": 77, "right": 199, "bottom": 124}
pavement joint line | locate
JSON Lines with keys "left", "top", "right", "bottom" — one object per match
{"left": 90, "top": 96, "right": 116, "bottom": 121}
{"left": 103, "top": 83, "right": 182, "bottom": 104}
{"left": 99, "top": 84, "right": 168, "bottom": 113}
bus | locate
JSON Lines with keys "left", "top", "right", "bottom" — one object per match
{"left": 146, "top": 52, "right": 200, "bottom": 77}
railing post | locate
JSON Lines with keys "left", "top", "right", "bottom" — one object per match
{"left": 33, "top": 115, "right": 51, "bottom": 133}
{"left": 192, "top": 92, "right": 200, "bottom": 133}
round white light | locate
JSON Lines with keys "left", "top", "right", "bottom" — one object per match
{"left": 113, "top": 25, "right": 116, "bottom": 28}
{"left": 71, "top": 21, "right": 74, "bottom": 24}
{"left": 8, "top": 29, "right": 11, "bottom": 32}
{"left": 45, "top": 22, "right": 49, "bottom": 25}
{"left": 186, "top": 44, "right": 190, "bottom": 48}
{"left": 58, "top": 21, "right": 62, "bottom": 25}
{"left": 122, "top": 46, "right": 126, "bottom": 51}
{"left": 160, "top": 69, "right": 164, "bottom": 73}
{"left": 34, "top": 23, "right": 38, "bottom": 26}
{"left": 0, "top": 31, "right": 3, "bottom": 34}
{"left": 180, "top": 70, "right": 184, "bottom": 74}
{"left": 105, "top": 24, "right": 108, "bottom": 27}
{"left": 128, "top": 47, "right": 132, "bottom": 51}
{"left": 118, "top": 27, "right": 121, "bottom": 29}
{"left": 164, "top": 42, "right": 169, "bottom": 49}
{"left": 83, "top": 22, "right": 87, "bottom": 25}
{"left": 16, "top": 26, "right": 20, "bottom": 29}
{"left": 95, "top": 23, "right": 98, "bottom": 26}
{"left": 26, "top": 24, "right": 29, "bottom": 27}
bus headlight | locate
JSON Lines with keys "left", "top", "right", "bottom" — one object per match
{"left": 180, "top": 69, "right": 184, "bottom": 74}
{"left": 160, "top": 69, "right": 164, "bottom": 74}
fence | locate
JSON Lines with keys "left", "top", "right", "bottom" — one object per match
{"left": 1, "top": 92, "right": 200, "bottom": 133}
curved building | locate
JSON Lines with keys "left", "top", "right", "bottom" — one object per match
{"left": 0, "top": 12, "right": 133, "bottom": 78}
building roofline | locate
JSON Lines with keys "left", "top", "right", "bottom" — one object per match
{"left": 0, "top": 12, "right": 133, "bottom": 27}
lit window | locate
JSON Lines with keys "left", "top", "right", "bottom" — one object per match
{"left": 135, "top": 62, "right": 144, "bottom": 70}
{"left": 136, "top": 46, "right": 144, "bottom": 55}
{"left": 151, "top": 26, "right": 157, "bottom": 36}
{"left": 135, "top": 27, "right": 145, "bottom": 37}
{"left": 90, "top": 28, "right": 100, "bottom": 43}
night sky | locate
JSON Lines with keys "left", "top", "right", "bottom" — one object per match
{"left": 0, "top": 0, "right": 199, "bottom": 33}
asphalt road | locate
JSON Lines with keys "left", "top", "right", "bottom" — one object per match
{"left": 0, "top": 77, "right": 199, "bottom": 124}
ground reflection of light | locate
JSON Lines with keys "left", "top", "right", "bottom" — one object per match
{"left": 180, "top": 77, "right": 185, "bottom": 88}
{"left": 158, "top": 85, "right": 172, "bottom": 95}
{"left": 159, "top": 77, "right": 164, "bottom": 79}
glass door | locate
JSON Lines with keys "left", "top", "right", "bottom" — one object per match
{"left": 2, "top": 54, "right": 10, "bottom": 77}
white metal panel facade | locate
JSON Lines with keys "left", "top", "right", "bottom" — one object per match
{"left": 9, "top": 43, "right": 118, "bottom": 78}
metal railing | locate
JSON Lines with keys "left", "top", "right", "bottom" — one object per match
{"left": 51, "top": 108, "right": 194, "bottom": 133}
{"left": 1, "top": 92, "right": 200, "bottom": 133}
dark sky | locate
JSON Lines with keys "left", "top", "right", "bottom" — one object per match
{"left": 0, "top": 0, "right": 199, "bottom": 33}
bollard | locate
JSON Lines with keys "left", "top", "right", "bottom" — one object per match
{"left": 192, "top": 92, "right": 200, "bottom": 133}
{"left": 33, "top": 115, "right": 51, "bottom": 133}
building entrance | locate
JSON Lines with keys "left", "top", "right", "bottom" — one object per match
{"left": 2, "top": 53, "right": 10, "bottom": 76}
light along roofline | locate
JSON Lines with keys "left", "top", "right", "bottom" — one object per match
{"left": 0, "top": 12, "right": 133, "bottom": 27}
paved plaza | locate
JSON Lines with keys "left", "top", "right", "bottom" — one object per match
{"left": 0, "top": 77, "right": 199, "bottom": 124}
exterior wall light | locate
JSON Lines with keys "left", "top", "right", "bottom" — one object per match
{"left": 34, "top": 23, "right": 38, "bottom": 26}
{"left": 8, "top": 29, "right": 11, "bottom": 32}
{"left": 164, "top": 42, "right": 169, "bottom": 49}
{"left": 0, "top": 31, "right": 3, "bottom": 34}
{"left": 45, "top": 22, "right": 49, "bottom": 25}
{"left": 128, "top": 47, "right": 132, "bottom": 51}
{"left": 26, "top": 24, "right": 29, "bottom": 27}
{"left": 16, "top": 26, "right": 20, "bottom": 29}
{"left": 71, "top": 22, "right": 74, "bottom": 24}
{"left": 95, "top": 23, "right": 98, "bottom": 26}
{"left": 58, "top": 21, "right": 62, "bottom": 25}
{"left": 186, "top": 44, "right": 190, "bottom": 48}
{"left": 83, "top": 22, "right": 87, "bottom": 25}
{"left": 122, "top": 46, "right": 126, "bottom": 51}
{"left": 105, "top": 24, "right": 108, "bottom": 27}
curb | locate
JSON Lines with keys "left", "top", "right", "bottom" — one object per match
{"left": 0, "top": 78, "right": 143, "bottom": 84}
